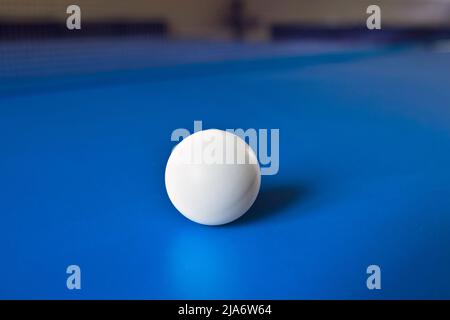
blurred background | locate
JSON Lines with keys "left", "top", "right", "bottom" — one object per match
{"left": 1, "top": 0, "right": 450, "bottom": 94}
{"left": 1, "top": 0, "right": 450, "bottom": 40}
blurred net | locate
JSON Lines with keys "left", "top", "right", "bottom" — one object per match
{"left": 0, "top": 0, "right": 449, "bottom": 87}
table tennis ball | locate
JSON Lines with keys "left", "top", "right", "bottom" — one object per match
{"left": 165, "top": 129, "right": 261, "bottom": 226}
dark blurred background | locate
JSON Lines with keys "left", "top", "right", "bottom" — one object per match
{"left": 1, "top": 0, "right": 450, "bottom": 93}
{"left": 1, "top": 0, "right": 450, "bottom": 41}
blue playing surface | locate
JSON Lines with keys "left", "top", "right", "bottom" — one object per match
{"left": 1, "top": 39, "right": 449, "bottom": 299}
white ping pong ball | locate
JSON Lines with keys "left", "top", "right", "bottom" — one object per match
{"left": 165, "top": 129, "right": 261, "bottom": 226}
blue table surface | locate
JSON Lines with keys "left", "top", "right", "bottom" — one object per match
{"left": 1, "top": 39, "right": 450, "bottom": 299}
